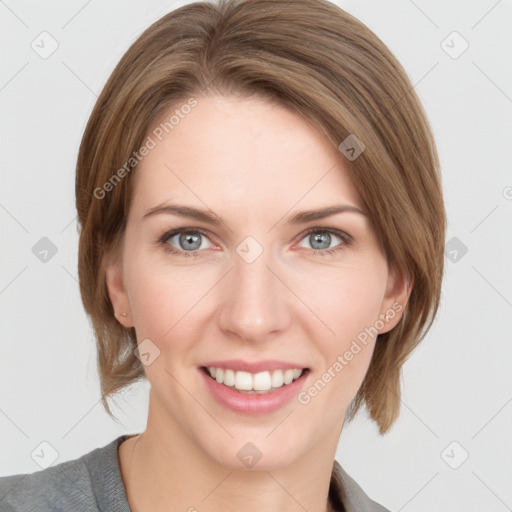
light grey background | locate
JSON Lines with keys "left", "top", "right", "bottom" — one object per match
{"left": 1, "top": 1, "right": 511, "bottom": 511}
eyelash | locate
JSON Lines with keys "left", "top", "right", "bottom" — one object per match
{"left": 157, "top": 227, "right": 353, "bottom": 258}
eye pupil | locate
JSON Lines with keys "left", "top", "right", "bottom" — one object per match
{"left": 310, "top": 232, "right": 331, "bottom": 250}
{"left": 179, "top": 232, "right": 202, "bottom": 250}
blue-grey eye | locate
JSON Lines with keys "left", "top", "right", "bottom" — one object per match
{"left": 298, "top": 230, "right": 343, "bottom": 251}
{"left": 170, "top": 231, "right": 212, "bottom": 251}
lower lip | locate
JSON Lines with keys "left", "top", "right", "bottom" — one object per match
{"left": 199, "top": 367, "right": 309, "bottom": 415}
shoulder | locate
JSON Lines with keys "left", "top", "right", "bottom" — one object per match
{"left": 0, "top": 456, "right": 94, "bottom": 512}
{"left": 331, "top": 460, "right": 392, "bottom": 512}
{"left": 0, "top": 435, "right": 131, "bottom": 512}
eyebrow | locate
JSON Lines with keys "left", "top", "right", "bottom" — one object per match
{"left": 142, "top": 203, "right": 366, "bottom": 225}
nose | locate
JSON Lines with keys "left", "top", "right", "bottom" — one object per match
{"left": 217, "top": 246, "right": 292, "bottom": 343}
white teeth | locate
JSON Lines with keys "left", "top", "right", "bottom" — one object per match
{"left": 283, "top": 369, "right": 294, "bottom": 385}
{"left": 271, "top": 370, "right": 284, "bottom": 388}
{"left": 224, "top": 369, "right": 235, "bottom": 386}
{"left": 206, "top": 366, "right": 305, "bottom": 392}
{"left": 253, "top": 371, "right": 272, "bottom": 391}
{"left": 235, "top": 371, "right": 253, "bottom": 391}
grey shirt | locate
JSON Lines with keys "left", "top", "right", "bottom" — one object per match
{"left": 0, "top": 435, "right": 391, "bottom": 512}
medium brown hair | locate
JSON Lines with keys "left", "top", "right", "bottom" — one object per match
{"left": 75, "top": 0, "right": 445, "bottom": 433}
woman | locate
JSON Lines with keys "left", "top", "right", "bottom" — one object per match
{"left": 0, "top": 0, "right": 445, "bottom": 510}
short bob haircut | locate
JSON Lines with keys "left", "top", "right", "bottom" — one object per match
{"left": 75, "top": 0, "right": 445, "bottom": 434}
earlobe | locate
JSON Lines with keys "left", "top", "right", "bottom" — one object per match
{"left": 378, "top": 270, "right": 412, "bottom": 335}
{"left": 105, "top": 258, "right": 133, "bottom": 328}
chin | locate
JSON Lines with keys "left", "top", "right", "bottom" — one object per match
{"left": 202, "top": 432, "right": 304, "bottom": 471}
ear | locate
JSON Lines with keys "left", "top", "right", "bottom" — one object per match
{"left": 105, "top": 252, "right": 134, "bottom": 328}
{"left": 377, "top": 268, "right": 412, "bottom": 335}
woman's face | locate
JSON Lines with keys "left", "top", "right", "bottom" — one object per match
{"left": 107, "top": 94, "right": 405, "bottom": 469}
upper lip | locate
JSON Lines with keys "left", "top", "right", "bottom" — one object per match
{"left": 201, "top": 359, "right": 309, "bottom": 373}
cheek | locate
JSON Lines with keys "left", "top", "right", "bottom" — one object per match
{"left": 124, "top": 247, "right": 220, "bottom": 362}
{"left": 296, "top": 262, "right": 387, "bottom": 342}
{"left": 299, "top": 264, "right": 386, "bottom": 391}
{"left": 128, "top": 266, "right": 205, "bottom": 340}
{"left": 291, "top": 267, "right": 387, "bottom": 425}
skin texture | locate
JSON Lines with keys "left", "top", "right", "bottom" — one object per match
{"left": 107, "top": 95, "right": 409, "bottom": 512}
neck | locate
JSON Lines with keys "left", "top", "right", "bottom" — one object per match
{"left": 118, "top": 415, "right": 341, "bottom": 512}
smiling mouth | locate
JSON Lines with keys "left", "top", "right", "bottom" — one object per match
{"left": 201, "top": 366, "right": 310, "bottom": 394}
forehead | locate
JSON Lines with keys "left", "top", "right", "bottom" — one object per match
{"left": 131, "top": 95, "right": 361, "bottom": 218}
